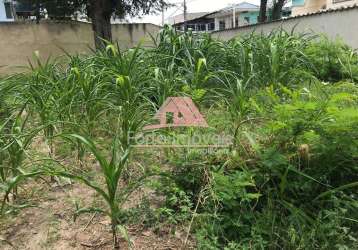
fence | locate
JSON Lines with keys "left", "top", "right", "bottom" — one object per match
{"left": 2, "top": 7, "right": 358, "bottom": 75}
{"left": 0, "top": 21, "right": 160, "bottom": 75}
{"left": 211, "top": 5, "right": 358, "bottom": 49}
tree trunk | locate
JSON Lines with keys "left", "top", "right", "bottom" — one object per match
{"left": 259, "top": 0, "right": 268, "bottom": 23}
{"left": 272, "top": 0, "right": 285, "bottom": 20}
{"left": 89, "top": 0, "right": 113, "bottom": 49}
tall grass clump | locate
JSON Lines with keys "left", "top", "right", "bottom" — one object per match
{"left": 0, "top": 76, "right": 45, "bottom": 215}
{"left": 225, "top": 29, "right": 316, "bottom": 87}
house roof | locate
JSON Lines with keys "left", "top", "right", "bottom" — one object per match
{"left": 169, "top": 12, "right": 210, "bottom": 25}
{"left": 220, "top": 2, "right": 260, "bottom": 12}
{"left": 207, "top": 1, "right": 260, "bottom": 18}
{"left": 172, "top": 2, "right": 260, "bottom": 26}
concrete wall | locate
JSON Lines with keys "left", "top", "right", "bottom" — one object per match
{"left": 0, "top": 21, "right": 160, "bottom": 74}
{"left": 211, "top": 6, "right": 358, "bottom": 49}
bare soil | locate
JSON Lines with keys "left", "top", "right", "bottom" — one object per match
{"left": 0, "top": 179, "right": 192, "bottom": 250}
{"left": 0, "top": 139, "right": 194, "bottom": 250}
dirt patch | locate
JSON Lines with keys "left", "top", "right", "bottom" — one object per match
{"left": 0, "top": 178, "right": 194, "bottom": 250}
{"left": 0, "top": 136, "right": 195, "bottom": 250}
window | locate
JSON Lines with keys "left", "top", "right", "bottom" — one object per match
{"left": 197, "top": 24, "right": 206, "bottom": 31}
{"left": 244, "top": 17, "right": 250, "bottom": 24}
{"left": 166, "top": 112, "right": 174, "bottom": 124}
{"left": 4, "top": 2, "right": 14, "bottom": 19}
{"left": 208, "top": 22, "right": 215, "bottom": 31}
{"left": 292, "top": 0, "right": 305, "bottom": 6}
{"left": 187, "top": 24, "right": 196, "bottom": 31}
{"left": 219, "top": 21, "right": 225, "bottom": 30}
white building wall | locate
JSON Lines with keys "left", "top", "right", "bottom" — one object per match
{"left": 214, "top": 18, "right": 220, "bottom": 31}
{"left": 327, "top": 0, "right": 358, "bottom": 9}
{"left": 214, "top": 14, "right": 247, "bottom": 31}
{"left": 226, "top": 15, "right": 233, "bottom": 29}
{"left": 292, "top": 0, "right": 327, "bottom": 16}
{"left": 213, "top": 7, "right": 260, "bottom": 31}
{"left": 0, "top": 1, "right": 7, "bottom": 21}
{"left": 292, "top": 0, "right": 358, "bottom": 16}
{"left": 0, "top": 1, "right": 14, "bottom": 22}
{"left": 216, "top": 15, "right": 234, "bottom": 30}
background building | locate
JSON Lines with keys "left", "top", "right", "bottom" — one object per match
{"left": 0, "top": 0, "right": 15, "bottom": 21}
{"left": 173, "top": 2, "right": 261, "bottom": 32}
{"left": 168, "top": 12, "right": 209, "bottom": 25}
{"left": 292, "top": 0, "right": 358, "bottom": 16}
{"left": 211, "top": 2, "right": 260, "bottom": 30}
{"left": 172, "top": 12, "right": 215, "bottom": 32}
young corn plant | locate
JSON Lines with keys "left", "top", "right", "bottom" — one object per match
{"left": 0, "top": 168, "right": 44, "bottom": 216}
{"left": 212, "top": 72, "right": 254, "bottom": 146}
{"left": 48, "top": 62, "right": 153, "bottom": 248}
{"left": 0, "top": 108, "right": 47, "bottom": 215}
{"left": 51, "top": 127, "right": 151, "bottom": 248}
{"left": 0, "top": 117, "right": 10, "bottom": 188}
{"left": 63, "top": 60, "right": 109, "bottom": 164}
{"left": 24, "top": 57, "right": 60, "bottom": 158}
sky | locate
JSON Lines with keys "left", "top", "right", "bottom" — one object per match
{"left": 132, "top": 0, "right": 262, "bottom": 25}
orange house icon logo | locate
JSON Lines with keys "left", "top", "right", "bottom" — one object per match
{"left": 143, "top": 97, "right": 209, "bottom": 130}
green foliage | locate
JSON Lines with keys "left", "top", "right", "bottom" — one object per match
{"left": 1, "top": 27, "right": 357, "bottom": 249}
{"left": 225, "top": 30, "right": 316, "bottom": 87}
{"left": 305, "top": 37, "right": 358, "bottom": 82}
{"left": 49, "top": 134, "right": 150, "bottom": 247}
{"left": 192, "top": 83, "right": 358, "bottom": 249}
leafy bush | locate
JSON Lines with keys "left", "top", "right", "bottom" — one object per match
{"left": 192, "top": 83, "right": 358, "bottom": 249}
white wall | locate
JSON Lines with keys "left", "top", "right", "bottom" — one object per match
{"left": 0, "top": 1, "right": 7, "bottom": 21}
{"left": 214, "top": 11, "right": 258, "bottom": 31}
{"left": 327, "top": 0, "right": 358, "bottom": 9}
{"left": 215, "top": 15, "right": 234, "bottom": 30}
{"left": 0, "top": 1, "right": 14, "bottom": 22}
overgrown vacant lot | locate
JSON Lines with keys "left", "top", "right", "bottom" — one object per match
{"left": 0, "top": 27, "right": 357, "bottom": 249}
